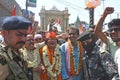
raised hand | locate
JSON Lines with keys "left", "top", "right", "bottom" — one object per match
{"left": 103, "top": 7, "right": 114, "bottom": 16}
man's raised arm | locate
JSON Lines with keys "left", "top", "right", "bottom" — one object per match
{"left": 94, "top": 7, "right": 114, "bottom": 44}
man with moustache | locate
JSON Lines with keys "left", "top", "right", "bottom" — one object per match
{"left": 60, "top": 27, "right": 83, "bottom": 80}
{"left": 94, "top": 7, "right": 120, "bottom": 59}
{"left": 0, "top": 16, "right": 32, "bottom": 80}
{"left": 77, "top": 31, "right": 118, "bottom": 80}
{"left": 40, "top": 31, "right": 62, "bottom": 80}
{"left": 21, "top": 34, "right": 45, "bottom": 80}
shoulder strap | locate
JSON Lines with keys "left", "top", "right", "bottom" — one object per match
{"left": 3, "top": 47, "right": 29, "bottom": 80}
{"left": 0, "top": 46, "right": 9, "bottom": 65}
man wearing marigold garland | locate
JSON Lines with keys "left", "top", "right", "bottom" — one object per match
{"left": 21, "top": 34, "right": 45, "bottom": 80}
{"left": 40, "top": 31, "right": 62, "bottom": 80}
{"left": 60, "top": 27, "right": 84, "bottom": 80}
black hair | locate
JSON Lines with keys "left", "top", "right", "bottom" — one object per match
{"left": 108, "top": 18, "right": 120, "bottom": 29}
{"left": 68, "top": 27, "right": 79, "bottom": 35}
{"left": 45, "top": 38, "right": 58, "bottom": 44}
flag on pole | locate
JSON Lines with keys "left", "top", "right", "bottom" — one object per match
{"left": 11, "top": 5, "right": 16, "bottom": 16}
{"left": 27, "top": 0, "right": 37, "bottom": 7}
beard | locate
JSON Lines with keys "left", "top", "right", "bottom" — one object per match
{"left": 112, "top": 37, "right": 120, "bottom": 42}
{"left": 83, "top": 41, "right": 96, "bottom": 54}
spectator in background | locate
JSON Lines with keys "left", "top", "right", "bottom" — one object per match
{"left": 96, "top": 29, "right": 109, "bottom": 51}
{"left": 34, "top": 34, "right": 43, "bottom": 43}
{"left": 88, "top": 25, "right": 95, "bottom": 32}
{"left": 36, "top": 30, "right": 46, "bottom": 42}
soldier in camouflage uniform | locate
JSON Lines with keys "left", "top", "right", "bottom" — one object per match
{"left": 0, "top": 16, "right": 32, "bottom": 80}
{"left": 77, "top": 31, "right": 118, "bottom": 80}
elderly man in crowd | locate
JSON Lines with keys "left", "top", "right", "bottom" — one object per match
{"left": 20, "top": 34, "right": 45, "bottom": 80}
{"left": 34, "top": 34, "right": 43, "bottom": 43}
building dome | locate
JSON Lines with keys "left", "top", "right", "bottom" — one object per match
{"left": 50, "top": 5, "right": 58, "bottom": 10}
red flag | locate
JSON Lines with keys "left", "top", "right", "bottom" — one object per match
{"left": 11, "top": 5, "right": 16, "bottom": 16}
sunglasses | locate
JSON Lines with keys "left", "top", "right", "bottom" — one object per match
{"left": 26, "top": 39, "right": 34, "bottom": 42}
{"left": 109, "top": 28, "right": 120, "bottom": 32}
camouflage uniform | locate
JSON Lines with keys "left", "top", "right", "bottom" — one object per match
{"left": 83, "top": 45, "right": 118, "bottom": 80}
{"left": 0, "top": 16, "right": 32, "bottom": 80}
{"left": 0, "top": 46, "right": 29, "bottom": 80}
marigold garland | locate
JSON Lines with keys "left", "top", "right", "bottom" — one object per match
{"left": 68, "top": 39, "right": 82, "bottom": 76}
{"left": 42, "top": 45, "right": 62, "bottom": 79}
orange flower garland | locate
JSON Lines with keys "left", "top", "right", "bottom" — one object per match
{"left": 68, "top": 39, "right": 82, "bottom": 76}
{"left": 42, "top": 45, "right": 62, "bottom": 79}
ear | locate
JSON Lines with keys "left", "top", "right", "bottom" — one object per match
{"left": 1, "top": 30, "right": 8, "bottom": 40}
{"left": 1, "top": 30, "right": 5, "bottom": 37}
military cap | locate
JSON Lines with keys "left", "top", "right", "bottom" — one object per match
{"left": 2, "top": 16, "right": 32, "bottom": 30}
{"left": 77, "top": 31, "right": 94, "bottom": 41}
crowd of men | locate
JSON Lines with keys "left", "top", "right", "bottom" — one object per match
{"left": 0, "top": 7, "right": 120, "bottom": 80}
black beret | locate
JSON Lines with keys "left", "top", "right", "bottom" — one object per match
{"left": 77, "top": 31, "right": 94, "bottom": 41}
{"left": 2, "top": 16, "right": 32, "bottom": 30}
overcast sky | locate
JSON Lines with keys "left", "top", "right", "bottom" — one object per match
{"left": 16, "top": 0, "right": 120, "bottom": 26}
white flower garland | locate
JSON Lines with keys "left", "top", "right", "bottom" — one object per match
{"left": 42, "top": 45, "right": 62, "bottom": 79}
{"left": 20, "top": 48, "right": 39, "bottom": 68}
